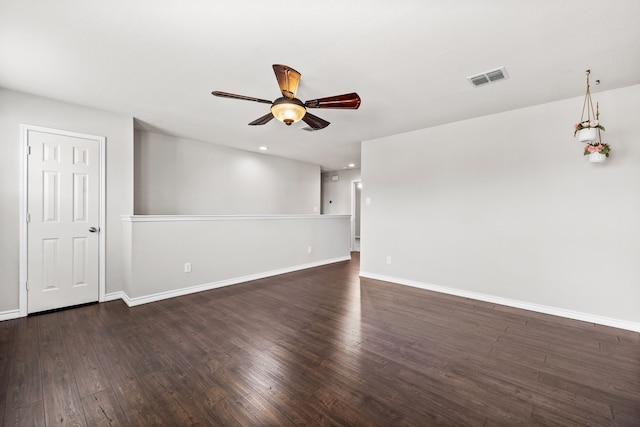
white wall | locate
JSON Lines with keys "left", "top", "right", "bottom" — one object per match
{"left": 321, "top": 168, "right": 361, "bottom": 214}
{"left": 119, "top": 215, "right": 350, "bottom": 304}
{"left": 0, "top": 88, "right": 134, "bottom": 314}
{"left": 361, "top": 84, "right": 640, "bottom": 330}
{"left": 135, "top": 131, "right": 321, "bottom": 215}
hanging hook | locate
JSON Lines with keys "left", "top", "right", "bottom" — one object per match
{"left": 585, "top": 70, "right": 591, "bottom": 89}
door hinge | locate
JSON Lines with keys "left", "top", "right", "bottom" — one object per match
{"left": 26, "top": 213, "right": 31, "bottom": 223}
{"left": 26, "top": 281, "right": 29, "bottom": 291}
{"left": 27, "top": 145, "right": 32, "bottom": 155}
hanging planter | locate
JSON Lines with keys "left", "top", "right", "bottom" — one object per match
{"left": 573, "top": 70, "right": 605, "bottom": 141}
{"left": 576, "top": 126, "right": 598, "bottom": 142}
{"left": 588, "top": 152, "right": 607, "bottom": 163}
{"left": 584, "top": 143, "right": 610, "bottom": 163}
{"left": 574, "top": 70, "right": 610, "bottom": 162}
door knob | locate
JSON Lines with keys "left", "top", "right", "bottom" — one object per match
{"left": 89, "top": 227, "right": 99, "bottom": 233}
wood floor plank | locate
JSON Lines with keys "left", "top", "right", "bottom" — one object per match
{"left": 0, "top": 319, "right": 14, "bottom": 425}
{"left": 122, "top": 404, "right": 176, "bottom": 426}
{"left": 90, "top": 328, "right": 160, "bottom": 413}
{"left": 37, "top": 314, "right": 87, "bottom": 426}
{"left": 2, "top": 400, "right": 45, "bottom": 427}
{"left": 208, "top": 396, "right": 264, "bottom": 426}
{"left": 56, "top": 307, "right": 111, "bottom": 398}
{"left": 3, "top": 318, "right": 42, "bottom": 412}
{"left": 0, "top": 321, "right": 12, "bottom": 408}
{"left": 80, "top": 389, "right": 128, "bottom": 426}
{"left": 224, "top": 362, "right": 315, "bottom": 425}
{"left": 2, "top": 253, "right": 638, "bottom": 426}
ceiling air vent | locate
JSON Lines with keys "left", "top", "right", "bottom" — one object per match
{"left": 467, "top": 66, "right": 509, "bottom": 87}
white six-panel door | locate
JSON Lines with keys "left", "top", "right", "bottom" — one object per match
{"left": 27, "top": 129, "right": 101, "bottom": 313}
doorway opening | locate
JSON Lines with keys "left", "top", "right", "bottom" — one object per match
{"left": 351, "top": 180, "right": 361, "bottom": 252}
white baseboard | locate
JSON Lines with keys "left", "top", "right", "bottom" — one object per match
{"left": 120, "top": 256, "right": 351, "bottom": 308}
{"left": 0, "top": 309, "right": 21, "bottom": 322}
{"left": 103, "top": 291, "right": 125, "bottom": 302}
{"left": 359, "top": 271, "right": 640, "bottom": 333}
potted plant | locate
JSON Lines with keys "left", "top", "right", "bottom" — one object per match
{"left": 584, "top": 143, "right": 611, "bottom": 163}
{"left": 573, "top": 70, "right": 605, "bottom": 143}
{"left": 574, "top": 120, "right": 605, "bottom": 142}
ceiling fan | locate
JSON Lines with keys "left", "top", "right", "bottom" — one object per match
{"left": 212, "top": 64, "right": 361, "bottom": 130}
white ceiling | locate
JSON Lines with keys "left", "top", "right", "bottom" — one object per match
{"left": 1, "top": 0, "right": 639, "bottom": 171}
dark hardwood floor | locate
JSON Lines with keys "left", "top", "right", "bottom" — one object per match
{"left": 1, "top": 253, "right": 639, "bottom": 426}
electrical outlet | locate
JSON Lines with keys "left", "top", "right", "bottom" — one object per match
{"left": 308, "top": 246, "right": 312, "bottom": 254}
{"left": 386, "top": 256, "right": 392, "bottom": 265}
{"left": 184, "top": 262, "right": 192, "bottom": 273}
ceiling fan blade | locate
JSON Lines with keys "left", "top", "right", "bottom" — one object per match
{"left": 302, "top": 112, "right": 330, "bottom": 130}
{"left": 305, "top": 92, "right": 361, "bottom": 109}
{"left": 273, "top": 64, "right": 301, "bottom": 99}
{"left": 212, "top": 91, "right": 273, "bottom": 105}
{"left": 248, "top": 112, "right": 275, "bottom": 126}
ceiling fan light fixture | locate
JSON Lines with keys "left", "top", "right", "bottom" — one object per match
{"left": 271, "top": 97, "right": 306, "bottom": 125}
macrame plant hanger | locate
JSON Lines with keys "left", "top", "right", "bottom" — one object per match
{"left": 579, "top": 70, "right": 601, "bottom": 144}
{"left": 577, "top": 69, "right": 610, "bottom": 163}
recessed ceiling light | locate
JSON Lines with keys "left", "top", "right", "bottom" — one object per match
{"left": 259, "top": 146, "right": 268, "bottom": 151}
{"left": 348, "top": 163, "right": 355, "bottom": 168}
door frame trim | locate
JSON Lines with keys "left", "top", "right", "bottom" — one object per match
{"left": 19, "top": 124, "right": 106, "bottom": 316}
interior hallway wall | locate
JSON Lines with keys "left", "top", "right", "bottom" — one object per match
{"left": 321, "top": 168, "right": 361, "bottom": 215}
{"left": 135, "top": 131, "right": 321, "bottom": 215}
